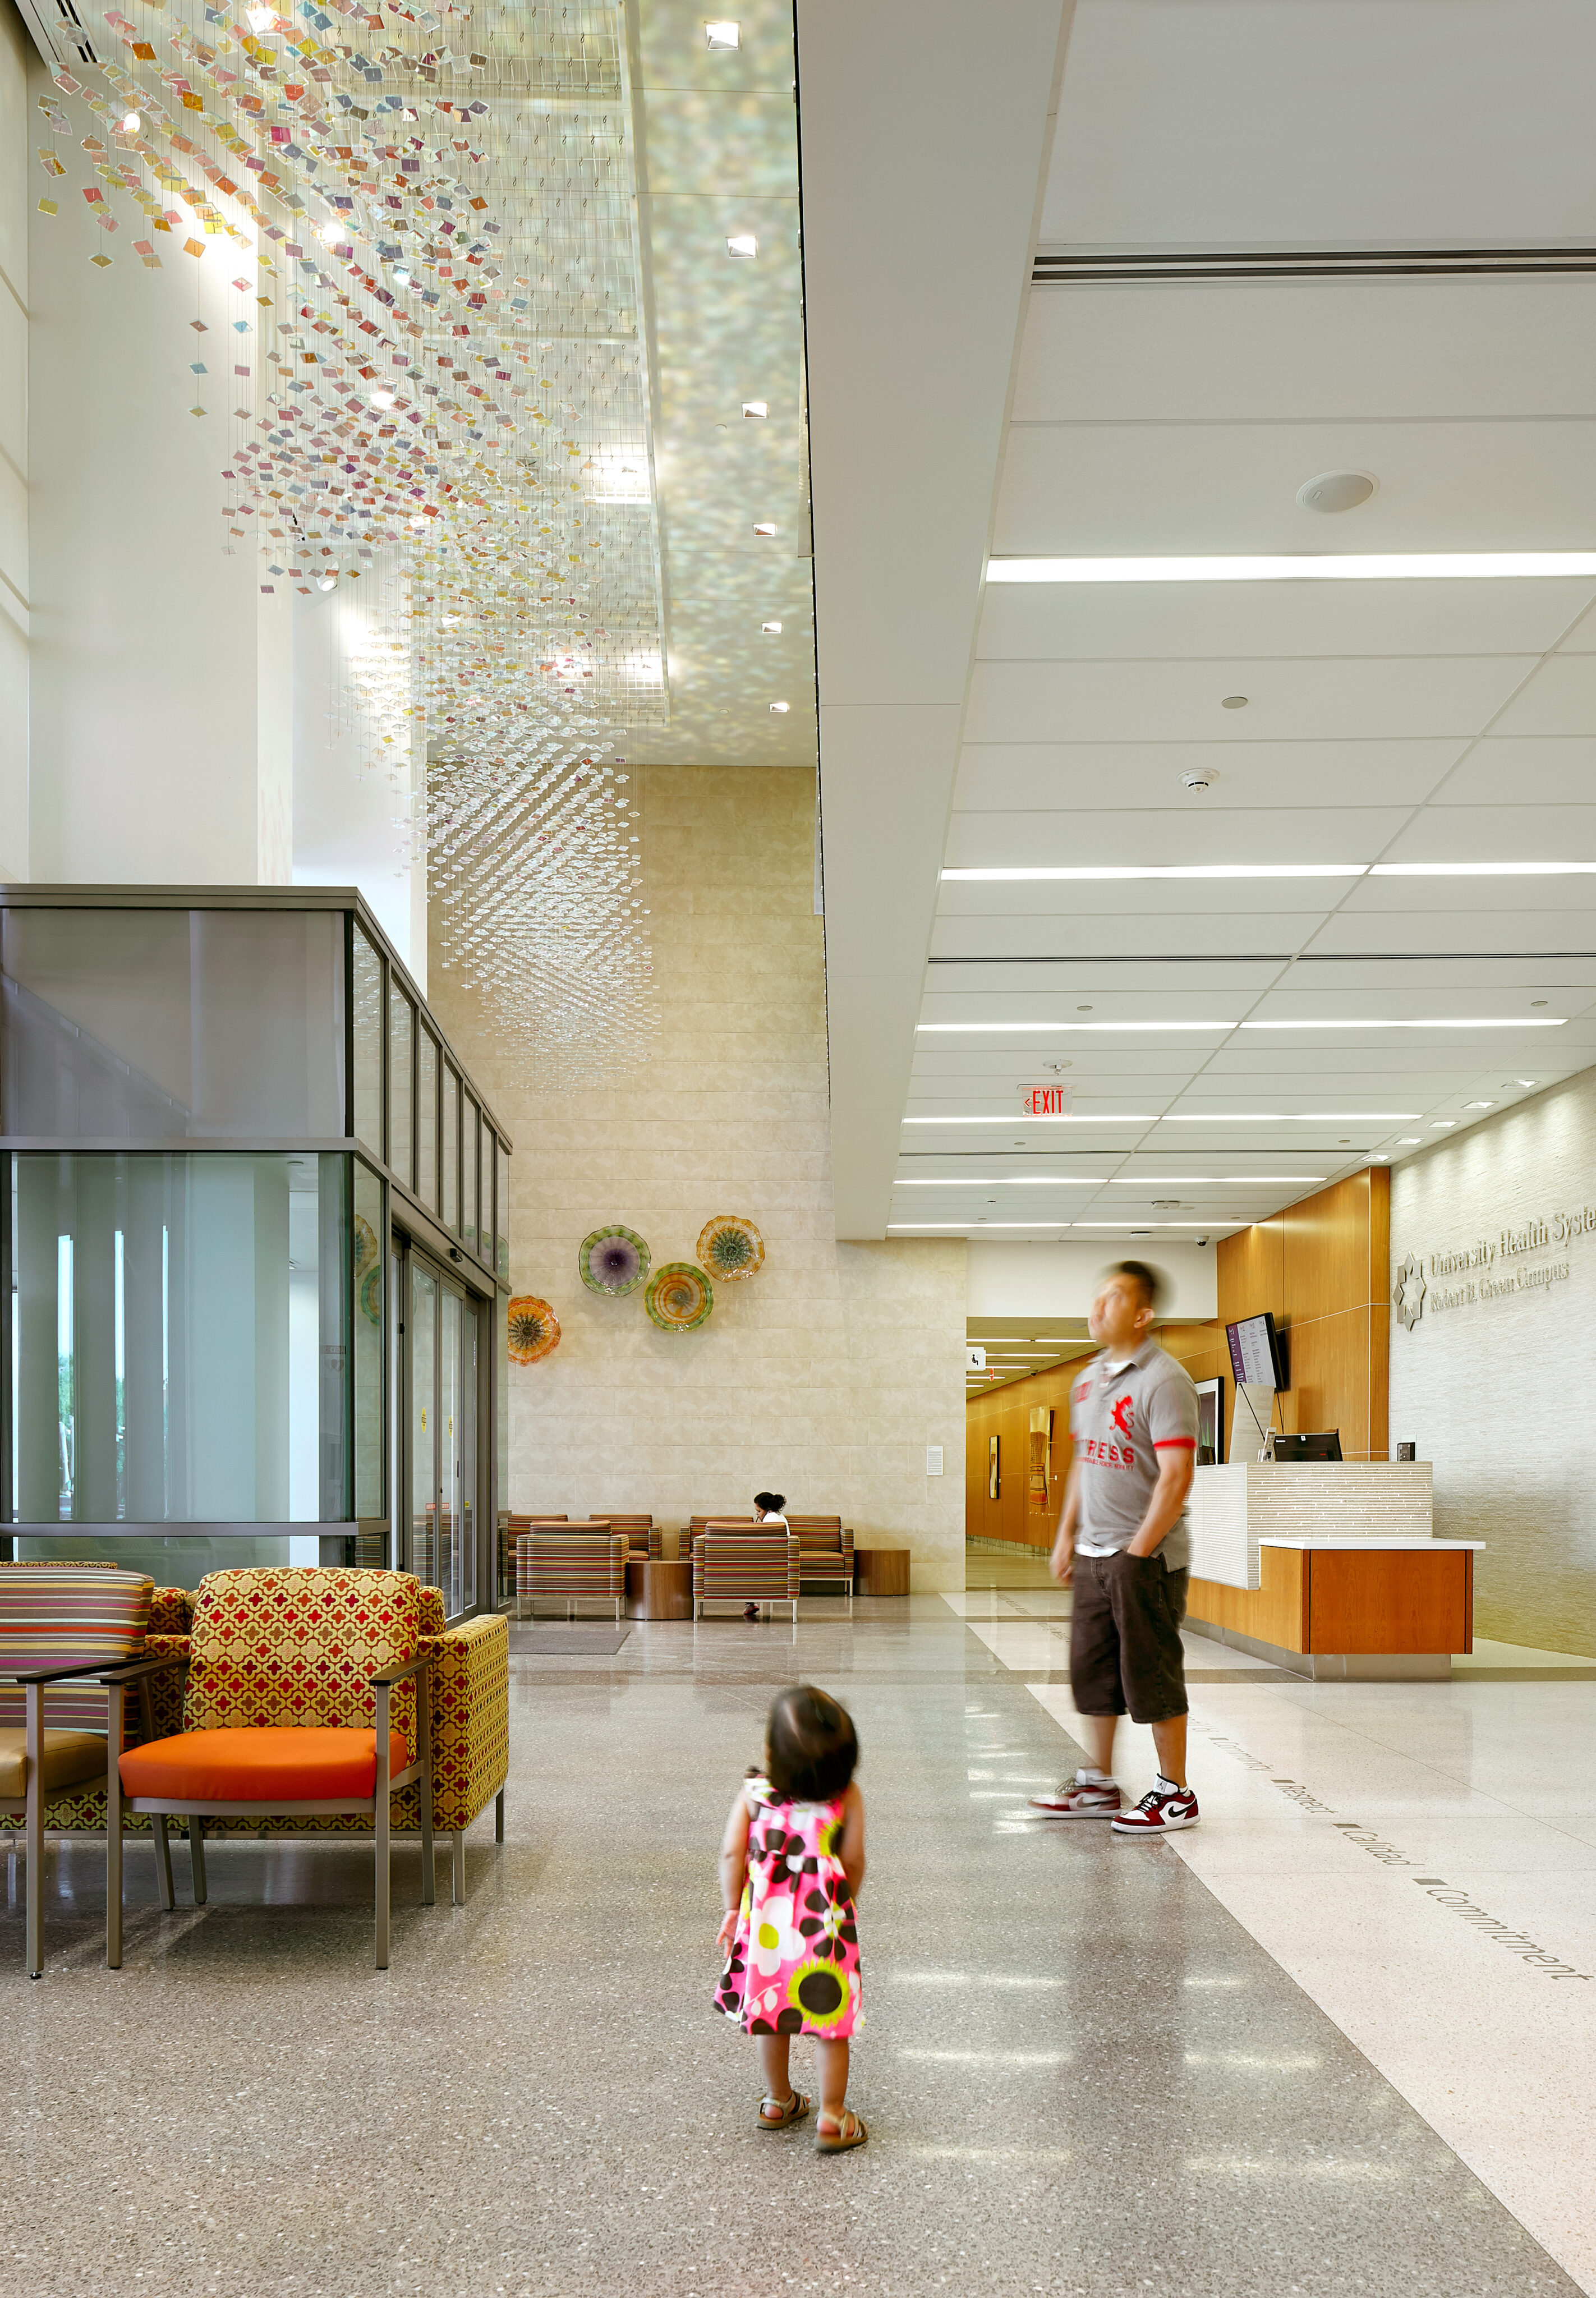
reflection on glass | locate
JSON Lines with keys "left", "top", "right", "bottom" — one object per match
{"left": 15, "top": 1531, "right": 357, "bottom": 1588}
{"left": 462, "top": 1099, "right": 478, "bottom": 1253}
{"left": 411, "top": 1261, "right": 437, "bottom": 1587}
{"left": 352, "top": 927, "right": 382, "bottom": 1155}
{"left": 440, "top": 1286, "right": 471, "bottom": 1615}
{"left": 10, "top": 1151, "right": 351, "bottom": 1523}
{"left": 496, "top": 1292, "right": 509, "bottom": 1606}
{"left": 2, "top": 908, "right": 345, "bottom": 1138}
{"left": 417, "top": 1032, "right": 438, "bottom": 1211}
{"left": 388, "top": 1244, "right": 401, "bottom": 1571}
{"left": 388, "top": 985, "right": 413, "bottom": 1187}
{"left": 496, "top": 1137, "right": 510, "bottom": 1284}
{"left": 442, "top": 1068, "right": 459, "bottom": 1233}
{"left": 353, "top": 1160, "right": 383, "bottom": 1521}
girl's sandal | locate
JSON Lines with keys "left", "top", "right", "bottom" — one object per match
{"left": 758, "top": 2089, "right": 811, "bottom": 2130}
{"left": 816, "top": 2110, "right": 868, "bottom": 2154}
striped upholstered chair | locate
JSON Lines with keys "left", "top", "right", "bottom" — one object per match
{"left": 692, "top": 1531, "right": 801, "bottom": 1624}
{"left": 593, "top": 1515, "right": 661, "bottom": 1560}
{"left": 0, "top": 1564, "right": 165, "bottom": 1976}
{"left": 786, "top": 1518, "right": 856, "bottom": 1608}
{"left": 517, "top": 1531, "right": 627, "bottom": 1624}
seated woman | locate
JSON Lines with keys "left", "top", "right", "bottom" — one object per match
{"left": 744, "top": 1491, "right": 789, "bottom": 1619}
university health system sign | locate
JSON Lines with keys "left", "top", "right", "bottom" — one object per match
{"left": 1392, "top": 1202, "right": 1596, "bottom": 1330}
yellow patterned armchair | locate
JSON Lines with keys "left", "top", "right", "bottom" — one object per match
{"left": 27, "top": 1573, "right": 508, "bottom": 1909}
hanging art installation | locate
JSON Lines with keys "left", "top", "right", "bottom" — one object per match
{"left": 36, "top": 0, "right": 656, "bottom": 1081}
{"left": 507, "top": 1293, "right": 559, "bottom": 1364}
{"left": 696, "top": 1215, "right": 764, "bottom": 1283}
{"left": 643, "top": 1262, "right": 712, "bottom": 1335}
{"left": 578, "top": 1224, "right": 648, "bottom": 1297}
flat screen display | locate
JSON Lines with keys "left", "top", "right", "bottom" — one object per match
{"left": 1273, "top": 1431, "right": 1342, "bottom": 1463}
{"left": 1226, "top": 1310, "right": 1284, "bottom": 1392}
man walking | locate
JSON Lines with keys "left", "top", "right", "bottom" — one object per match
{"left": 1029, "top": 1260, "right": 1200, "bottom": 1834}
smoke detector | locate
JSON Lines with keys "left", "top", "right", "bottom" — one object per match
{"left": 1296, "top": 470, "right": 1377, "bottom": 513}
{"left": 1181, "top": 768, "right": 1217, "bottom": 792}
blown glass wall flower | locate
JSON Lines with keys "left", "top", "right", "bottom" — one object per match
{"left": 507, "top": 1295, "right": 561, "bottom": 1365}
{"left": 645, "top": 1262, "right": 714, "bottom": 1334}
{"left": 579, "top": 1225, "right": 651, "bottom": 1295}
{"left": 697, "top": 1215, "right": 765, "bottom": 1281}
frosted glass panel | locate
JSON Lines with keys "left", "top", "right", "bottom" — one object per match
{"left": 9, "top": 1151, "right": 351, "bottom": 1524}
{"left": 442, "top": 1067, "right": 458, "bottom": 1233}
{"left": 417, "top": 1032, "right": 438, "bottom": 1211}
{"left": 388, "top": 984, "right": 412, "bottom": 1187}
{"left": 352, "top": 926, "right": 381, "bottom": 1155}
{"left": 2, "top": 909, "right": 344, "bottom": 1138}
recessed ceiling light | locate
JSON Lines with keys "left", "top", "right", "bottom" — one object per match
{"left": 1296, "top": 470, "right": 1377, "bottom": 513}
{"left": 1517, "top": 1079, "right": 1538, "bottom": 1087}
{"left": 769, "top": 701, "right": 790, "bottom": 714}
{"left": 1431, "top": 1120, "right": 1456, "bottom": 1129}
{"left": 1465, "top": 1100, "right": 1495, "bottom": 1108}
{"left": 1374, "top": 862, "right": 1596, "bottom": 877}
{"left": 742, "top": 400, "right": 767, "bottom": 419}
{"left": 1162, "top": 1113, "right": 1419, "bottom": 1122}
{"left": 753, "top": 522, "right": 777, "bottom": 537}
{"left": 762, "top": 620, "right": 783, "bottom": 634}
{"left": 705, "top": 18, "right": 740, "bottom": 48}
{"left": 726, "top": 233, "right": 758, "bottom": 259}
{"left": 1397, "top": 1137, "right": 1421, "bottom": 1144}
{"left": 895, "top": 1177, "right": 1108, "bottom": 1186}
{"left": 1220, "top": 694, "right": 1248, "bottom": 710}
{"left": 986, "top": 553, "right": 1596, "bottom": 582}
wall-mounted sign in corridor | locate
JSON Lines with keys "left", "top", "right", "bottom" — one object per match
{"left": 1020, "top": 1084, "right": 1073, "bottom": 1116}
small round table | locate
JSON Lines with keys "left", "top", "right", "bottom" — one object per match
{"left": 627, "top": 1557, "right": 693, "bottom": 1620}
{"left": 855, "top": 1548, "right": 910, "bottom": 1596}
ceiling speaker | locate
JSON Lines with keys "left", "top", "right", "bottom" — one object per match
{"left": 1296, "top": 470, "right": 1378, "bottom": 513}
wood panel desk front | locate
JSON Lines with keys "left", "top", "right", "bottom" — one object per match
{"left": 1188, "top": 1537, "right": 1479, "bottom": 1674}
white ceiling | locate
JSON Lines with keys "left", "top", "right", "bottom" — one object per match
{"left": 805, "top": 0, "right": 1596, "bottom": 1242}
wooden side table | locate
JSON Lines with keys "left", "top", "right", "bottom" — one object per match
{"left": 856, "top": 1548, "right": 910, "bottom": 1596}
{"left": 627, "top": 1557, "right": 693, "bottom": 1620}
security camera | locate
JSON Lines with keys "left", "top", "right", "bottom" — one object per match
{"left": 1195, "top": 1235, "right": 1210, "bottom": 1247}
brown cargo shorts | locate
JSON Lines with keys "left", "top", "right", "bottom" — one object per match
{"left": 1069, "top": 1550, "right": 1189, "bottom": 1726}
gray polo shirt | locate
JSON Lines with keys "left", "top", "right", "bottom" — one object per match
{"left": 1068, "top": 1341, "right": 1199, "bottom": 1572}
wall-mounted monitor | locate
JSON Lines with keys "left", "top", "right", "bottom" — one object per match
{"left": 1226, "top": 1309, "right": 1285, "bottom": 1393}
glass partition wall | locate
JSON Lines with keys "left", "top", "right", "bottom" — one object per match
{"left": 0, "top": 891, "right": 509, "bottom": 1617}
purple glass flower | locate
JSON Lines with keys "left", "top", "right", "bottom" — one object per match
{"left": 578, "top": 1225, "right": 650, "bottom": 1296}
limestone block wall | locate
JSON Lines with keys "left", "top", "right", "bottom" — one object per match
{"left": 1189, "top": 1462, "right": 1434, "bottom": 1591}
{"left": 1390, "top": 1064, "right": 1596, "bottom": 1655}
{"left": 429, "top": 764, "right": 967, "bottom": 1591}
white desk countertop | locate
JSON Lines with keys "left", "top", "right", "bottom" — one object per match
{"left": 1257, "top": 1536, "right": 1484, "bottom": 1554}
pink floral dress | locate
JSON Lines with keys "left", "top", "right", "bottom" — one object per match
{"left": 714, "top": 1775, "right": 862, "bottom": 2038}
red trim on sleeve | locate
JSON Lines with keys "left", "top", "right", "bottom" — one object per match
{"left": 1153, "top": 1437, "right": 1197, "bottom": 1450}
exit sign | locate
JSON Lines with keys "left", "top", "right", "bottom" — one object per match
{"left": 1020, "top": 1084, "right": 1073, "bottom": 1116}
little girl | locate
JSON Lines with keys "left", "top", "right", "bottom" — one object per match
{"left": 714, "top": 1683, "right": 867, "bottom": 2152}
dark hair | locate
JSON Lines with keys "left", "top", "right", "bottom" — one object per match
{"left": 754, "top": 1490, "right": 786, "bottom": 1513}
{"left": 764, "top": 1684, "right": 858, "bottom": 1802}
{"left": 1108, "top": 1258, "right": 1163, "bottom": 1314}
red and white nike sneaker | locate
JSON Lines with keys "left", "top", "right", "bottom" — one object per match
{"left": 1111, "top": 1781, "right": 1199, "bottom": 1834}
{"left": 1026, "top": 1774, "right": 1124, "bottom": 1819}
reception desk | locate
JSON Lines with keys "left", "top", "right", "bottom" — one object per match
{"left": 1186, "top": 1461, "right": 1481, "bottom": 1680}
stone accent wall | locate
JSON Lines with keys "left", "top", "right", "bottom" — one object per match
{"left": 1390, "top": 1065, "right": 1596, "bottom": 1656}
{"left": 429, "top": 765, "right": 968, "bottom": 1591}
{"left": 1189, "top": 1462, "right": 1434, "bottom": 1591}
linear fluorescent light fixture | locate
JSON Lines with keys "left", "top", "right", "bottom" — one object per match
{"left": 1163, "top": 1113, "right": 1418, "bottom": 1122}
{"left": 917, "top": 1021, "right": 1232, "bottom": 1033}
{"left": 889, "top": 1222, "right": 1071, "bottom": 1230}
{"left": 941, "top": 865, "right": 1363, "bottom": 882}
{"left": 902, "top": 1115, "right": 1158, "bottom": 1125}
{"left": 942, "top": 861, "right": 1596, "bottom": 881}
{"left": 1109, "top": 1175, "right": 1326, "bottom": 1184}
{"left": 986, "top": 554, "right": 1596, "bottom": 583}
{"left": 1241, "top": 1017, "right": 1566, "bottom": 1029}
{"left": 896, "top": 1178, "right": 1109, "bottom": 1187}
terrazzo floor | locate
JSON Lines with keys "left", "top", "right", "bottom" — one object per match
{"left": 1, "top": 1574, "right": 1588, "bottom": 2296}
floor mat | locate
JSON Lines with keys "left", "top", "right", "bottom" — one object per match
{"left": 509, "top": 1626, "right": 631, "bottom": 1656}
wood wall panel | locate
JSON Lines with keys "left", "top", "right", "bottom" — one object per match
{"left": 1187, "top": 1547, "right": 1308, "bottom": 1651}
{"left": 1307, "top": 1549, "right": 1470, "bottom": 1654}
{"left": 1216, "top": 1165, "right": 1391, "bottom": 1463}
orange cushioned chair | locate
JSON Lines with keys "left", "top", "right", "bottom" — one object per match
{"left": 115, "top": 1566, "right": 435, "bottom": 1969}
